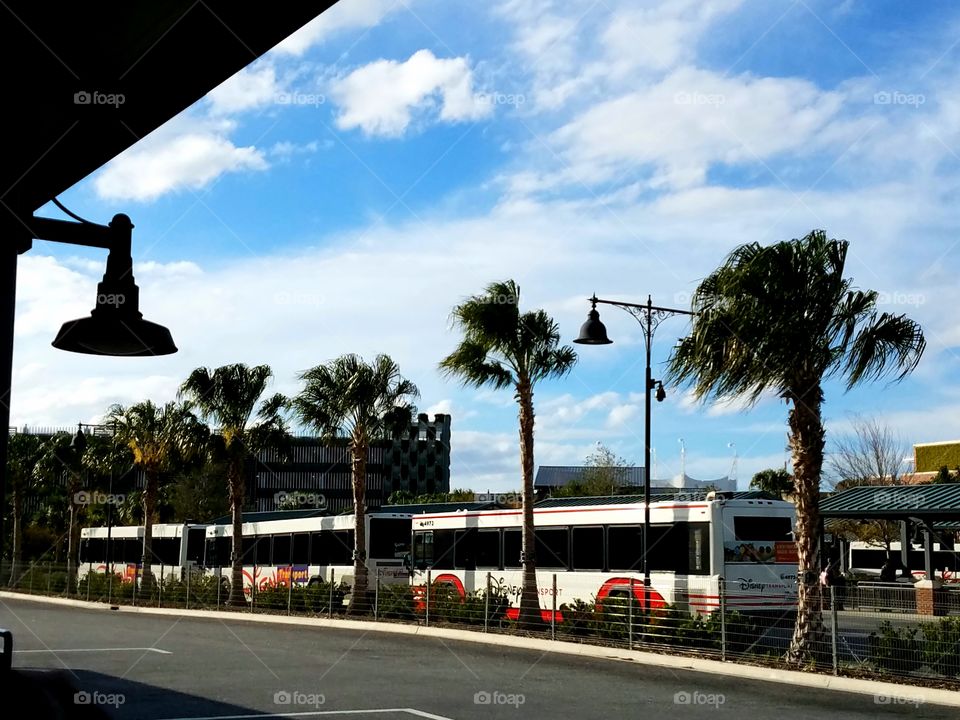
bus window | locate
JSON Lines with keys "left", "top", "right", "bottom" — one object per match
{"left": 572, "top": 526, "right": 603, "bottom": 570}
{"left": 413, "top": 531, "right": 433, "bottom": 567}
{"left": 536, "top": 528, "right": 569, "bottom": 569}
{"left": 369, "top": 518, "right": 412, "bottom": 559}
{"left": 688, "top": 523, "right": 710, "bottom": 575}
{"left": 431, "top": 529, "right": 456, "bottom": 569}
{"left": 503, "top": 529, "right": 521, "bottom": 568}
{"left": 733, "top": 516, "right": 792, "bottom": 542}
{"left": 187, "top": 529, "right": 206, "bottom": 563}
{"left": 476, "top": 530, "right": 500, "bottom": 569}
{"left": 273, "top": 535, "right": 292, "bottom": 565}
{"left": 154, "top": 538, "right": 180, "bottom": 566}
{"left": 455, "top": 529, "right": 476, "bottom": 570}
{"left": 608, "top": 525, "right": 642, "bottom": 571}
{"left": 256, "top": 536, "right": 272, "bottom": 565}
{"left": 292, "top": 533, "right": 310, "bottom": 564}
{"left": 331, "top": 530, "right": 353, "bottom": 565}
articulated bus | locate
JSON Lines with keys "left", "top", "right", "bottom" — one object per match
{"left": 79, "top": 523, "right": 207, "bottom": 583}
{"left": 411, "top": 492, "right": 798, "bottom": 622}
{"left": 203, "top": 511, "right": 413, "bottom": 597}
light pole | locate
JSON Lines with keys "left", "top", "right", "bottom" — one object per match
{"left": 574, "top": 294, "right": 694, "bottom": 590}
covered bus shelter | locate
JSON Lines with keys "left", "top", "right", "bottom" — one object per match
{"left": 820, "top": 484, "right": 960, "bottom": 615}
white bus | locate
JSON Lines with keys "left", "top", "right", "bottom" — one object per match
{"left": 79, "top": 523, "right": 207, "bottom": 583}
{"left": 410, "top": 492, "right": 798, "bottom": 621}
{"left": 204, "top": 511, "right": 413, "bottom": 597}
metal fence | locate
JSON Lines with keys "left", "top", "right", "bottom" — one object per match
{"left": 2, "top": 562, "right": 958, "bottom": 686}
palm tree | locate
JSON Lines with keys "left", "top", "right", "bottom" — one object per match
{"left": 107, "top": 401, "right": 207, "bottom": 592}
{"left": 179, "top": 364, "right": 288, "bottom": 605}
{"left": 289, "top": 354, "right": 418, "bottom": 613}
{"left": 439, "top": 280, "right": 577, "bottom": 628}
{"left": 666, "top": 231, "right": 925, "bottom": 664}
{"left": 6, "top": 432, "right": 44, "bottom": 586}
{"left": 749, "top": 468, "right": 794, "bottom": 500}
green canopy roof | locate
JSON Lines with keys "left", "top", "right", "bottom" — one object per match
{"left": 820, "top": 484, "right": 960, "bottom": 520}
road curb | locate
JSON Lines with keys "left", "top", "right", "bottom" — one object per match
{"left": 2, "top": 590, "right": 956, "bottom": 708}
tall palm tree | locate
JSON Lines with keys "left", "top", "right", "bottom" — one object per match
{"left": 666, "top": 231, "right": 924, "bottom": 664}
{"left": 289, "top": 354, "right": 418, "bottom": 614}
{"left": 439, "top": 280, "right": 577, "bottom": 628}
{"left": 179, "top": 364, "right": 288, "bottom": 605}
{"left": 6, "top": 432, "right": 44, "bottom": 586}
{"left": 107, "top": 401, "right": 207, "bottom": 591}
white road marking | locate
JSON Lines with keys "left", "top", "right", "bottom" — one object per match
{"left": 158, "top": 709, "right": 455, "bottom": 720}
{"left": 14, "top": 647, "right": 172, "bottom": 655}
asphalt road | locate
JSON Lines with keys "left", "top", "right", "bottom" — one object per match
{"left": 0, "top": 597, "right": 945, "bottom": 720}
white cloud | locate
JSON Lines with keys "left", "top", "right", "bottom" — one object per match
{"left": 93, "top": 124, "right": 268, "bottom": 202}
{"left": 207, "top": 65, "right": 282, "bottom": 114}
{"left": 274, "top": 0, "right": 408, "bottom": 55}
{"left": 329, "top": 50, "right": 491, "bottom": 137}
{"left": 549, "top": 67, "right": 845, "bottom": 189}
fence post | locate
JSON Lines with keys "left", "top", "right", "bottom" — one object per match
{"left": 186, "top": 567, "right": 191, "bottom": 611}
{"left": 551, "top": 574, "right": 557, "bottom": 641}
{"left": 425, "top": 568, "right": 431, "bottom": 628}
{"left": 29, "top": 561, "right": 34, "bottom": 594}
{"left": 86, "top": 571, "right": 91, "bottom": 602}
{"left": 830, "top": 585, "right": 839, "bottom": 676}
{"left": 216, "top": 567, "right": 221, "bottom": 610}
{"left": 46, "top": 562, "right": 51, "bottom": 594}
{"left": 720, "top": 577, "right": 726, "bottom": 662}
{"left": 287, "top": 564, "right": 294, "bottom": 616}
{"left": 484, "top": 572, "right": 491, "bottom": 633}
{"left": 628, "top": 577, "right": 634, "bottom": 650}
{"left": 328, "top": 568, "right": 334, "bottom": 619}
{"left": 107, "top": 565, "right": 113, "bottom": 605}
{"left": 374, "top": 569, "right": 380, "bottom": 621}
{"left": 250, "top": 568, "right": 255, "bottom": 613}
{"left": 132, "top": 566, "right": 138, "bottom": 607}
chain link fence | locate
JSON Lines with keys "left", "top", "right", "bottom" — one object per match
{"left": 3, "top": 562, "right": 958, "bottom": 686}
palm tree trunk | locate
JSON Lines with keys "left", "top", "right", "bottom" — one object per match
{"left": 226, "top": 456, "right": 247, "bottom": 606}
{"left": 66, "top": 473, "right": 82, "bottom": 596}
{"left": 140, "top": 468, "right": 158, "bottom": 595}
{"left": 9, "top": 484, "right": 22, "bottom": 587}
{"left": 786, "top": 382, "right": 827, "bottom": 665}
{"left": 350, "top": 436, "right": 369, "bottom": 614}
{"left": 517, "top": 376, "right": 541, "bottom": 629}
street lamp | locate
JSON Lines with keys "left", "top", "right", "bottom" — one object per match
{"left": 574, "top": 294, "right": 694, "bottom": 590}
{"left": 0, "top": 205, "right": 177, "bottom": 587}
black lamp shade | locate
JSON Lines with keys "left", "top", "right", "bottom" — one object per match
{"left": 53, "top": 314, "right": 177, "bottom": 356}
{"left": 574, "top": 308, "right": 612, "bottom": 345}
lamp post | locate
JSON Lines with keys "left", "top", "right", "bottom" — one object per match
{"left": 0, "top": 207, "right": 177, "bottom": 582}
{"left": 574, "top": 295, "right": 694, "bottom": 590}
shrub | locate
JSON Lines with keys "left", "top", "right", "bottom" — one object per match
{"left": 868, "top": 621, "right": 922, "bottom": 673}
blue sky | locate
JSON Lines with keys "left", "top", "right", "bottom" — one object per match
{"left": 14, "top": 0, "right": 960, "bottom": 491}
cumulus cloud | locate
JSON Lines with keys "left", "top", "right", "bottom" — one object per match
{"left": 207, "top": 65, "right": 283, "bottom": 114}
{"left": 274, "top": 0, "right": 408, "bottom": 55}
{"left": 93, "top": 121, "right": 269, "bottom": 202}
{"left": 329, "top": 50, "right": 492, "bottom": 137}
